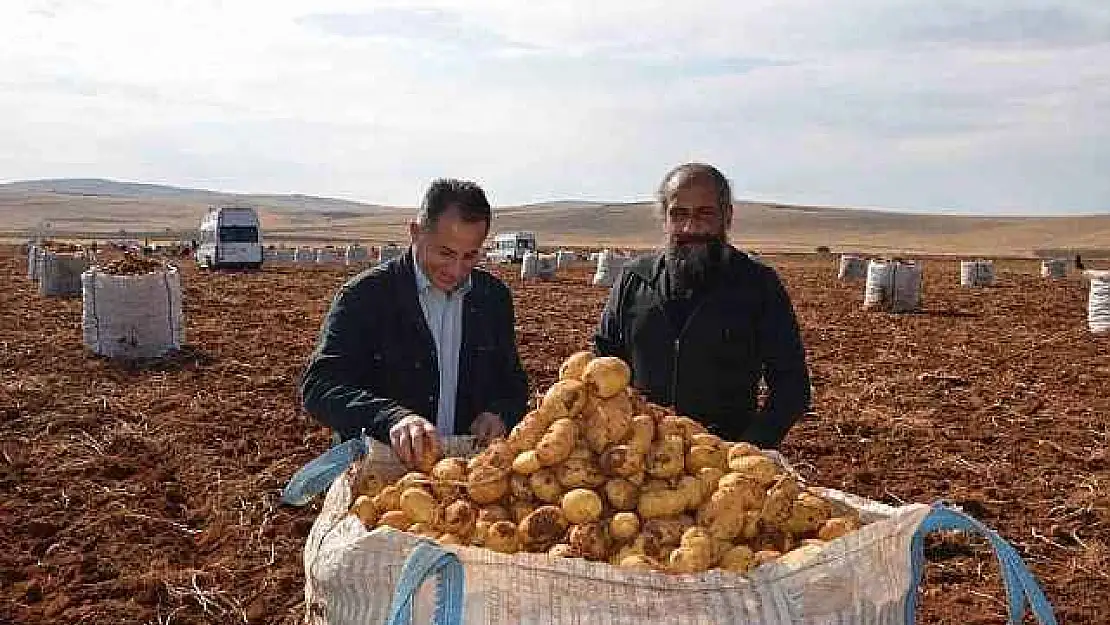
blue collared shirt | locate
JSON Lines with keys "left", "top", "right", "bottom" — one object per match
{"left": 413, "top": 257, "right": 472, "bottom": 436}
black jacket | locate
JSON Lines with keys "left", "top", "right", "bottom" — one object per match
{"left": 593, "top": 247, "right": 811, "bottom": 448}
{"left": 299, "top": 249, "right": 530, "bottom": 443}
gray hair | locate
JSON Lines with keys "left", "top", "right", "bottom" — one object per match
{"left": 654, "top": 162, "right": 734, "bottom": 220}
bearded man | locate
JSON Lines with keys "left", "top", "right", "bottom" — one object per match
{"left": 592, "top": 162, "right": 812, "bottom": 449}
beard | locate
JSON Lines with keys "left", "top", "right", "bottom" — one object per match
{"left": 664, "top": 233, "right": 728, "bottom": 294}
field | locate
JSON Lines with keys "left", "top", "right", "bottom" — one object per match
{"left": 2, "top": 244, "right": 1109, "bottom": 624}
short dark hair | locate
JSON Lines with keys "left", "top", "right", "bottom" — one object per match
{"left": 655, "top": 162, "right": 733, "bottom": 219}
{"left": 417, "top": 178, "right": 492, "bottom": 233}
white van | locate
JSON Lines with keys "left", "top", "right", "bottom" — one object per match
{"left": 487, "top": 231, "right": 537, "bottom": 263}
{"left": 195, "top": 206, "right": 264, "bottom": 269}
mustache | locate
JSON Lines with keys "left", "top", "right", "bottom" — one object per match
{"left": 671, "top": 233, "right": 720, "bottom": 247}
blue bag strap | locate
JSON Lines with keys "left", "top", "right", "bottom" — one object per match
{"left": 906, "top": 502, "right": 1057, "bottom": 625}
{"left": 384, "top": 540, "right": 466, "bottom": 625}
{"left": 280, "top": 435, "right": 368, "bottom": 506}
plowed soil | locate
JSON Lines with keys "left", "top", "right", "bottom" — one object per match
{"left": 2, "top": 245, "right": 1108, "bottom": 624}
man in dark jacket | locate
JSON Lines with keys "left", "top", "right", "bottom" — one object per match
{"left": 300, "top": 179, "right": 530, "bottom": 469}
{"left": 593, "top": 162, "right": 811, "bottom": 448}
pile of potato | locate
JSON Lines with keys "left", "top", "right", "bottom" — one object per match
{"left": 348, "top": 352, "right": 863, "bottom": 575}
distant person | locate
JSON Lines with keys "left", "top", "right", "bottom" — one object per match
{"left": 593, "top": 162, "right": 812, "bottom": 449}
{"left": 1076, "top": 254, "right": 1085, "bottom": 271}
{"left": 300, "top": 178, "right": 530, "bottom": 470}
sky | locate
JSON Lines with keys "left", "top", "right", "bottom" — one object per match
{"left": 1, "top": 0, "right": 1109, "bottom": 214}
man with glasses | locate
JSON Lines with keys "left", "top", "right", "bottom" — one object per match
{"left": 593, "top": 162, "right": 812, "bottom": 449}
{"left": 300, "top": 178, "right": 530, "bottom": 470}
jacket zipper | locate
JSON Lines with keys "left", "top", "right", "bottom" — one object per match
{"left": 669, "top": 295, "right": 714, "bottom": 410}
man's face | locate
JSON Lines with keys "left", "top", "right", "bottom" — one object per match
{"left": 663, "top": 176, "right": 732, "bottom": 291}
{"left": 410, "top": 204, "right": 488, "bottom": 292}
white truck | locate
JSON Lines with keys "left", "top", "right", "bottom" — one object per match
{"left": 195, "top": 206, "right": 264, "bottom": 269}
{"left": 487, "top": 231, "right": 537, "bottom": 263}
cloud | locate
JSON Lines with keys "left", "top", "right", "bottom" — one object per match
{"left": 0, "top": 0, "right": 1107, "bottom": 213}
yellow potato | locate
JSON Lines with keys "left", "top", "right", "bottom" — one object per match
{"left": 400, "top": 487, "right": 439, "bottom": 525}
{"left": 529, "top": 468, "right": 565, "bottom": 504}
{"left": 707, "top": 507, "right": 747, "bottom": 541}
{"left": 518, "top": 505, "right": 570, "bottom": 552}
{"left": 637, "top": 488, "right": 687, "bottom": 519}
{"left": 727, "top": 455, "right": 782, "bottom": 486}
{"left": 728, "top": 441, "right": 762, "bottom": 461}
{"left": 372, "top": 485, "right": 402, "bottom": 512}
{"left": 642, "top": 478, "right": 672, "bottom": 493}
{"left": 686, "top": 444, "right": 727, "bottom": 472}
{"left": 689, "top": 433, "right": 723, "bottom": 448}
{"left": 619, "top": 554, "right": 660, "bottom": 571}
{"left": 471, "top": 520, "right": 491, "bottom": 546}
{"left": 378, "top": 510, "right": 412, "bottom": 530}
{"left": 760, "top": 477, "right": 802, "bottom": 527}
{"left": 596, "top": 392, "right": 634, "bottom": 443}
{"left": 642, "top": 517, "right": 686, "bottom": 546}
{"left": 507, "top": 412, "right": 553, "bottom": 453}
{"left": 599, "top": 445, "right": 645, "bottom": 477}
{"left": 784, "top": 493, "right": 833, "bottom": 536}
{"left": 512, "top": 450, "right": 543, "bottom": 475}
{"left": 627, "top": 415, "right": 655, "bottom": 455}
{"left": 467, "top": 465, "right": 510, "bottom": 505}
{"left": 511, "top": 473, "right": 534, "bottom": 501}
{"left": 479, "top": 504, "right": 511, "bottom": 523}
{"left": 349, "top": 494, "right": 380, "bottom": 527}
{"left": 742, "top": 510, "right": 762, "bottom": 540}
{"left": 696, "top": 467, "right": 726, "bottom": 496}
{"left": 431, "top": 457, "right": 468, "bottom": 483}
{"left": 568, "top": 441, "right": 592, "bottom": 461}
{"left": 542, "top": 379, "right": 588, "bottom": 418}
{"left": 512, "top": 500, "right": 539, "bottom": 524}
{"left": 582, "top": 356, "right": 631, "bottom": 398}
{"left": 568, "top": 522, "right": 610, "bottom": 561}
{"left": 675, "top": 475, "right": 706, "bottom": 511}
{"left": 712, "top": 474, "right": 766, "bottom": 511}
{"left": 442, "top": 500, "right": 478, "bottom": 538}
{"left": 818, "top": 516, "right": 862, "bottom": 541}
{"left": 655, "top": 416, "right": 686, "bottom": 441}
{"left": 561, "top": 488, "right": 603, "bottom": 524}
{"left": 603, "top": 478, "right": 640, "bottom": 511}
{"left": 485, "top": 521, "right": 520, "bottom": 554}
{"left": 407, "top": 522, "right": 440, "bottom": 538}
{"left": 352, "top": 471, "right": 386, "bottom": 499}
{"left": 558, "top": 351, "right": 594, "bottom": 381}
{"left": 535, "top": 419, "right": 578, "bottom": 466}
{"left": 630, "top": 532, "right": 667, "bottom": 560}
{"left": 719, "top": 545, "right": 757, "bottom": 574}
{"left": 471, "top": 440, "right": 516, "bottom": 470}
{"left": 438, "top": 533, "right": 463, "bottom": 545}
{"left": 609, "top": 512, "right": 641, "bottom": 541}
{"left": 647, "top": 435, "right": 685, "bottom": 479}
{"left": 397, "top": 472, "right": 431, "bottom": 492}
{"left": 668, "top": 546, "right": 712, "bottom": 574}
{"left": 556, "top": 457, "right": 606, "bottom": 489}
{"left": 583, "top": 409, "right": 611, "bottom": 454}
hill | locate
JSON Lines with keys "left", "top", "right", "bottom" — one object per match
{"left": 2, "top": 178, "right": 1109, "bottom": 256}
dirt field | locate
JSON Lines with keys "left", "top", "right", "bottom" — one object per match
{"left": 2, "top": 245, "right": 1108, "bottom": 624}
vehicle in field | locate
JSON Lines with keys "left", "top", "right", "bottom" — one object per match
{"left": 487, "top": 231, "right": 537, "bottom": 263}
{"left": 195, "top": 206, "right": 264, "bottom": 269}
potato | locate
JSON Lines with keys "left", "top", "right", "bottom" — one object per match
{"left": 646, "top": 436, "right": 685, "bottom": 479}
{"left": 467, "top": 465, "right": 510, "bottom": 505}
{"left": 529, "top": 468, "right": 565, "bottom": 503}
{"left": 753, "top": 529, "right": 794, "bottom": 554}
{"left": 507, "top": 413, "right": 552, "bottom": 453}
{"left": 542, "top": 379, "right": 588, "bottom": 418}
{"left": 471, "top": 520, "right": 491, "bottom": 546}
{"left": 727, "top": 454, "right": 782, "bottom": 486}
{"left": 373, "top": 485, "right": 402, "bottom": 512}
{"left": 479, "top": 504, "right": 511, "bottom": 523}
{"left": 511, "top": 473, "right": 534, "bottom": 501}
{"left": 596, "top": 392, "right": 634, "bottom": 443}
{"left": 535, "top": 419, "right": 578, "bottom": 466}
{"left": 583, "top": 409, "right": 611, "bottom": 454}
{"left": 485, "top": 521, "right": 520, "bottom": 554}
{"left": 568, "top": 522, "right": 610, "bottom": 561}
{"left": 627, "top": 415, "right": 655, "bottom": 455}
{"left": 352, "top": 471, "right": 386, "bottom": 499}
{"left": 675, "top": 475, "right": 705, "bottom": 510}
{"left": 603, "top": 478, "right": 639, "bottom": 511}
{"left": 655, "top": 416, "right": 686, "bottom": 441}
{"left": 599, "top": 445, "right": 645, "bottom": 478}
{"left": 642, "top": 517, "right": 686, "bottom": 546}
{"left": 400, "top": 488, "right": 439, "bottom": 525}
{"left": 760, "top": 476, "right": 802, "bottom": 527}
{"left": 630, "top": 532, "right": 667, "bottom": 560}
{"left": 609, "top": 512, "right": 641, "bottom": 541}
{"left": 690, "top": 433, "right": 723, "bottom": 448}
{"left": 518, "top": 505, "right": 570, "bottom": 552}
{"left": 711, "top": 474, "right": 766, "bottom": 511}
{"left": 438, "top": 533, "right": 463, "bottom": 545}
{"left": 742, "top": 511, "right": 762, "bottom": 540}
{"left": 378, "top": 510, "right": 412, "bottom": 530}
{"left": 561, "top": 488, "right": 603, "bottom": 524}
{"left": 818, "top": 516, "right": 862, "bottom": 541}
{"left": 471, "top": 440, "right": 516, "bottom": 471}
{"left": 582, "top": 356, "right": 631, "bottom": 399}
{"left": 642, "top": 478, "right": 671, "bottom": 492}
{"left": 431, "top": 457, "right": 468, "bottom": 483}
{"left": 568, "top": 441, "right": 592, "bottom": 461}
{"left": 442, "top": 500, "right": 478, "bottom": 538}
{"left": 512, "top": 500, "right": 539, "bottom": 524}
{"left": 626, "top": 471, "right": 646, "bottom": 487}
{"left": 349, "top": 495, "right": 380, "bottom": 527}
{"left": 784, "top": 493, "right": 833, "bottom": 536}
{"left": 397, "top": 472, "right": 431, "bottom": 492}
{"left": 728, "top": 441, "right": 762, "bottom": 461}
{"left": 619, "top": 555, "right": 660, "bottom": 571}
{"left": 408, "top": 522, "right": 440, "bottom": 538}
{"left": 559, "top": 351, "right": 594, "bottom": 381}
{"left": 638, "top": 489, "right": 687, "bottom": 519}
{"left": 668, "top": 546, "right": 712, "bottom": 574}
{"left": 556, "top": 458, "right": 606, "bottom": 489}
{"left": 696, "top": 467, "right": 726, "bottom": 495}
{"left": 686, "top": 444, "right": 727, "bottom": 472}
{"left": 706, "top": 507, "right": 746, "bottom": 541}
{"left": 548, "top": 543, "right": 579, "bottom": 558}
{"left": 512, "top": 450, "right": 543, "bottom": 475}
{"left": 719, "top": 545, "right": 757, "bottom": 574}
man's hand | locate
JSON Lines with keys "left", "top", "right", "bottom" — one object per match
{"left": 389, "top": 415, "right": 441, "bottom": 471}
{"left": 470, "top": 412, "right": 507, "bottom": 445}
